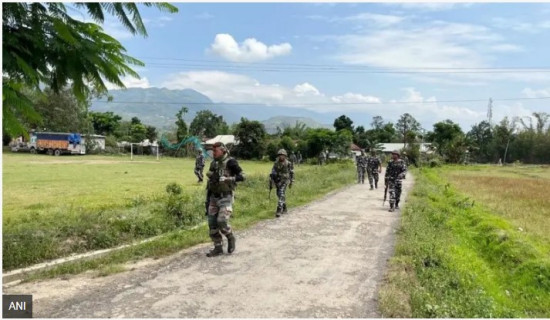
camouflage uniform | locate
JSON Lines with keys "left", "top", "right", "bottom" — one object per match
{"left": 385, "top": 151, "right": 407, "bottom": 212}
{"left": 271, "top": 149, "right": 295, "bottom": 217}
{"left": 289, "top": 152, "right": 298, "bottom": 165}
{"left": 205, "top": 143, "right": 245, "bottom": 256}
{"left": 356, "top": 153, "right": 367, "bottom": 184}
{"left": 194, "top": 151, "right": 205, "bottom": 182}
{"left": 297, "top": 152, "right": 302, "bottom": 165}
{"left": 366, "top": 153, "right": 382, "bottom": 189}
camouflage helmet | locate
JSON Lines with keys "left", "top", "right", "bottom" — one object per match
{"left": 277, "top": 149, "right": 288, "bottom": 156}
{"left": 213, "top": 142, "right": 228, "bottom": 153}
{"left": 391, "top": 150, "right": 401, "bottom": 156}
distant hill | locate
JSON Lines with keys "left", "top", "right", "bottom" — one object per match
{"left": 90, "top": 88, "right": 336, "bottom": 132}
{"left": 261, "top": 116, "right": 331, "bottom": 134}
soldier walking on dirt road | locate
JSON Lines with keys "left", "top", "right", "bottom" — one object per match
{"left": 384, "top": 150, "right": 407, "bottom": 212}
{"left": 366, "top": 150, "right": 382, "bottom": 190}
{"left": 270, "top": 149, "right": 294, "bottom": 218}
{"left": 205, "top": 142, "right": 245, "bottom": 257}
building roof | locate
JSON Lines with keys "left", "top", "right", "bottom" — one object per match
{"left": 350, "top": 143, "right": 362, "bottom": 151}
{"left": 203, "top": 135, "right": 237, "bottom": 145}
{"left": 379, "top": 143, "right": 433, "bottom": 153}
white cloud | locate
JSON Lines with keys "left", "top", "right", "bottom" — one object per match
{"left": 106, "top": 76, "right": 150, "bottom": 90}
{"left": 489, "top": 44, "right": 524, "bottom": 52}
{"left": 209, "top": 34, "right": 292, "bottom": 63}
{"left": 333, "top": 13, "right": 405, "bottom": 26}
{"left": 294, "top": 83, "right": 321, "bottom": 96}
{"left": 331, "top": 93, "right": 381, "bottom": 104}
{"left": 333, "top": 25, "right": 489, "bottom": 68}
{"left": 491, "top": 17, "right": 550, "bottom": 33}
{"left": 384, "top": 3, "right": 474, "bottom": 12}
{"left": 159, "top": 71, "right": 391, "bottom": 113}
{"left": 522, "top": 87, "right": 550, "bottom": 98}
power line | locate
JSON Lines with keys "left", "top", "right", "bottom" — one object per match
{"left": 136, "top": 57, "right": 550, "bottom": 70}
{"left": 93, "top": 96, "right": 550, "bottom": 106}
{"left": 142, "top": 63, "right": 550, "bottom": 74}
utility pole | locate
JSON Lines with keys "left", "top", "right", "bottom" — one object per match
{"left": 487, "top": 98, "right": 493, "bottom": 127}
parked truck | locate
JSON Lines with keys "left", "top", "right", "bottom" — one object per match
{"left": 28, "top": 132, "right": 86, "bottom": 156}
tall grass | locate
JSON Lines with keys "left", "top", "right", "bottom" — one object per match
{"left": 2, "top": 153, "right": 355, "bottom": 272}
{"left": 379, "top": 166, "right": 550, "bottom": 317}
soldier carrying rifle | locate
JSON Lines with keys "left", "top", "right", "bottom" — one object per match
{"left": 270, "top": 149, "right": 295, "bottom": 218}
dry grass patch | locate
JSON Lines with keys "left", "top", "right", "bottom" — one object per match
{"left": 448, "top": 173, "right": 550, "bottom": 243}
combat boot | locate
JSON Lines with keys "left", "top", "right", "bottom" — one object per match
{"left": 276, "top": 207, "right": 282, "bottom": 218}
{"left": 227, "top": 233, "right": 236, "bottom": 254}
{"left": 369, "top": 185, "right": 374, "bottom": 190}
{"left": 395, "top": 200, "right": 400, "bottom": 209}
{"left": 375, "top": 181, "right": 378, "bottom": 189}
{"left": 283, "top": 204, "right": 288, "bottom": 214}
{"left": 389, "top": 203, "right": 395, "bottom": 212}
{"left": 206, "top": 244, "right": 223, "bottom": 257}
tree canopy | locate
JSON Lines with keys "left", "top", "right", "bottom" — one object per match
{"left": 2, "top": 2, "right": 178, "bottom": 137}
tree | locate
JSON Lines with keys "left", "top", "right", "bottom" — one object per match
{"left": 146, "top": 125, "right": 157, "bottom": 142}
{"left": 333, "top": 115, "right": 354, "bottom": 132}
{"left": 89, "top": 111, "right": 122, "bottom": 136}
{"left": 233, "top": 118, "right": 267, "bottom": 159}
{"left": 467, "top": 121, "right": 493, "bottom": 163}
{"left": 370, "top": 116, "right": 384, "bottom": 130}
{"left": 175, "top": 107, "right": 189, "bottom": 142}
{"left": 305, "top": 128, "right": 333, "bottom": 158}
{"left": 428, "top": 120, "right": 464, "bottom": 158}
{"left": 2, "top": 2, "right": 178, "bottom": 138}
{"left": 189, "top": 110, "right": 229, "bottom": 138}
{"left": 395, "top": 113, "right": 421, "bottom": 146}
{"left": 31, "top": 88, "right": 89, "bottom": 132}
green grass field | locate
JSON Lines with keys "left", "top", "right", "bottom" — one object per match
{"left": 379, "top": 165, "right": 550, "bottom": 317}
{"left": 2, "top": 152, "right": 356, "bottom": 274}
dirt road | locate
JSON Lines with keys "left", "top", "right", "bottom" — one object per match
{"left": 4, "top": 173, "right": 414, "bottom": 318}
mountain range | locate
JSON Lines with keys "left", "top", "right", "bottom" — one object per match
{"left": 90, "top": 88, "right": 336, "bottom": 134}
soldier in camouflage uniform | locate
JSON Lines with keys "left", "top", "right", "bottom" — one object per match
{"left": 356, "top": 151, "right": 367, "bottom": 184}
{"left": 290, "top": 151, "right": 298, "bottom": 165}
{"left": 366, "top": 149, "right": 382, "bottom": 190}
{"left": 205, "top": 142, "right": 245, "bottom": 257}
{"left": 270, "top": 149, "right": 295, "bottom": 218}
{"left": 194, "top": 149, "right": 206, "bottom": 183}
{"left": 385, "top": 150, "right": 407, "bottom": 212}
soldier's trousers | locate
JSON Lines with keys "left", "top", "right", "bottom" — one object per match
{"left": 194, "top": 166, "right": 204, "bottom": 181}
{"left": 388, "top": 179, "right": 403, "bottom": 207}
{"left": 367, "top": 168, "right": 379, "bottom": 187}
{"left": 207, "top": 193, "right": 234, "bottom": 245}
{"left": 357, "top": 166, "right": 365, "bottom": 183}
{"left": 276, "top": 182, "right": 288, "bottom": 211}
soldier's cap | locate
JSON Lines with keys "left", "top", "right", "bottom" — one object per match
{"left": 391, "top": 150, "right": 401, "bottom": 156}
{"left": 277, "top": 149, "right": 288, "bottom": 156}
{"left": 212, "top": 142, "right": 227, "bottom": 152}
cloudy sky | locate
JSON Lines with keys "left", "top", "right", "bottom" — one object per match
{"left": 86, "top": 2, "right": 550, "bottom": 130}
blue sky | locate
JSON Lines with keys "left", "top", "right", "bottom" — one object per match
{"left": 80, "top": 2, "right": 550, "bottom": 130}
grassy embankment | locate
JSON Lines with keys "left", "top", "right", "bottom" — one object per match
{"left": 379, "top": 165, "right": 550, "bottom": 317}
{"left": 2, "top": 152, "right": 355, "bottom": 279}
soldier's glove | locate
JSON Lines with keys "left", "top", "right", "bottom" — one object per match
{"left": 219, "top": 176, "right": 235, "bottom": 183}
{"left": 398, "top": 173, "right": 405, "bottom": 179}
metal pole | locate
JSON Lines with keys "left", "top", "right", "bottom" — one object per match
{"left": 503, "top": 137, "right": 510, "bottom": 165}
{"left": 131, "top": 143, "right": 133, "bottom": 161}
